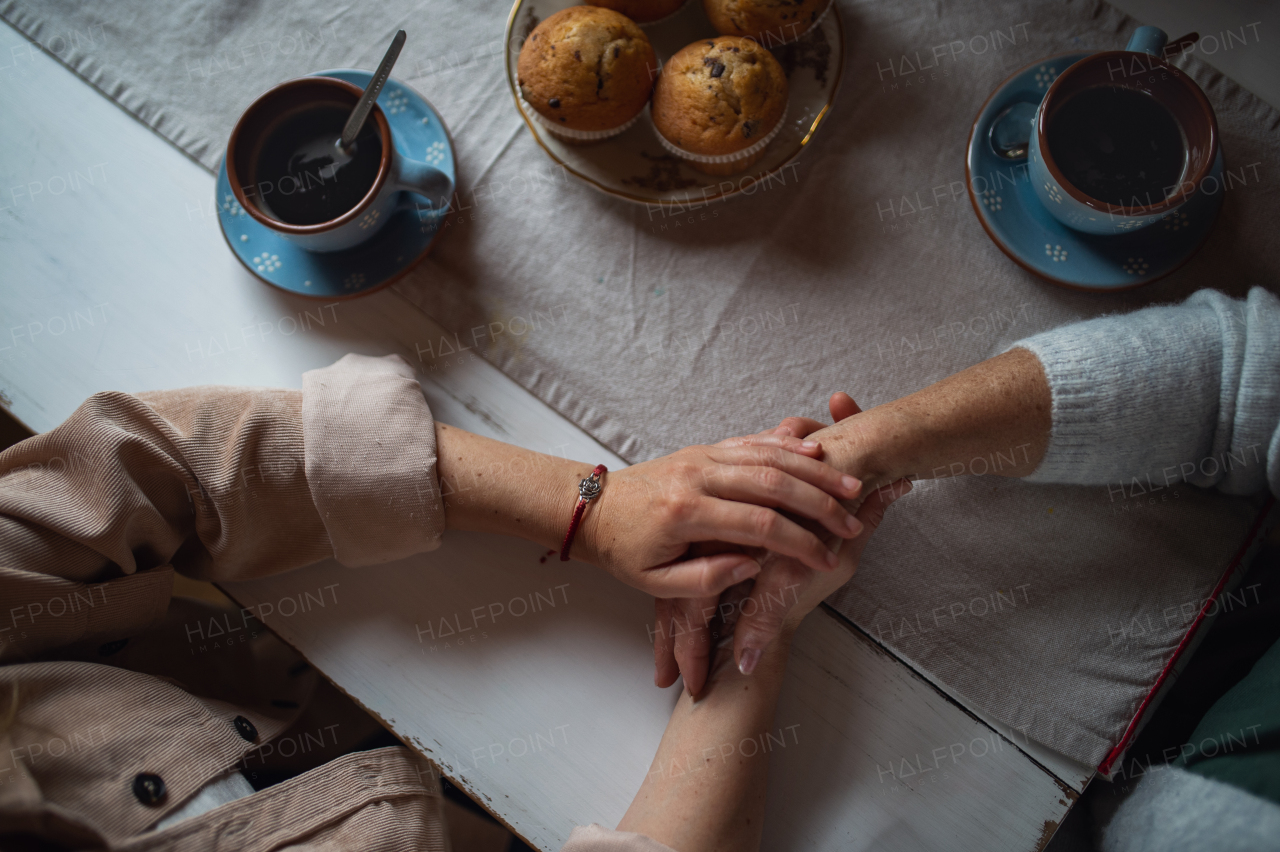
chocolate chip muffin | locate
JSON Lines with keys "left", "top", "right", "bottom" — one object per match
{"left": 703, "top": 0, "right": 830, "bottom": 45}
{"left": 585, "top": 0, "right": 688, "bottom": 24}
{"left": 651, "top": 37, "right": 789, "bottom": 174}
{"left": 517, "top": 6, "right": 658, "bottom": 144}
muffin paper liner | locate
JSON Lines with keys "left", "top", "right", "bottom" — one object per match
{"left": 654, "top": 103, "right": 788, "bottom": 164}
{"left": 519, "top": 93, "right": 644, "bottom": 141}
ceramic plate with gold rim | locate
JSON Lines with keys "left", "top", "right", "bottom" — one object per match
{"left": 503, "top": 0, "right": 843, "bottom": 207}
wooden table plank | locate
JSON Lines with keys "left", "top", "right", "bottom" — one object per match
{"left": 0, "top": 19, "right": 1081, "bottom": 850}
{"left": 221, "top": 533, "right": 1077, "bottom": 851}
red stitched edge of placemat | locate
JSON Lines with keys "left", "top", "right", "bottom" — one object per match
{"left": 1098, "top": 494, "right": 1277, "bottom": 775}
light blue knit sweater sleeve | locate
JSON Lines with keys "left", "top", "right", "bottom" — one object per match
{"left": 1008, "top": 287, "right": 1280, "bottom": 496}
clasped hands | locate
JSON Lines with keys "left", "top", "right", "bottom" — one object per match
{"left": 577, "top": 392, "right": 910, "bottom": 696}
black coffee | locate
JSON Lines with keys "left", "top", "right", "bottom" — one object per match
{"left": 252, "top": 104, "right": 382, "bottom": 225}
{"left": 1047, "top": 86, "right": 1185, "bottom": 207}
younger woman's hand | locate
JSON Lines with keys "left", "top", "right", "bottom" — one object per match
{"left": 653, "top": 476, "right": 909, "bottom": 692}
{"left": 724, "top": 477, "right": 910, "bottom": 677}
{"left": 774, "top": 480, "right": 908, "bottom": 623}
{"left": 730, "top": 393, "right": 909, "bottom": 673}
{"left": 647, "top": 394, "right": 904, "bottom": 692}
{"left": 579, "top": 435, "right": 864, "bottom": 600}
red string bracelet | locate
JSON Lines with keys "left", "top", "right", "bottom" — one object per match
{"left": 560, "top": 464, "right": 607, "bottom": 561}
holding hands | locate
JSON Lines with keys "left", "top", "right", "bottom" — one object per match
{"left": 446, "top": 353, "right": 1046, "bottom": 696}
{"left": 646, "top": 347, "right": 1053, "bottom": 694}
{"left": 651, "top": 392, "right": 911, "bottom": 693}
{"left": 436, "top": 423, "right": 866, "bottom": 668}
{"left": 579, "top": 433, "right": 864, "bottom": 597}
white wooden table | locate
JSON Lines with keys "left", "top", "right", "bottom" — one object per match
{"left": 0, "top": 17, "right": 1100, "bottom": 850}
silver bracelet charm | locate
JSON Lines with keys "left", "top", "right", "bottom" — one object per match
{"left": 578, "top": 470, "right": 603, "bottom": 502}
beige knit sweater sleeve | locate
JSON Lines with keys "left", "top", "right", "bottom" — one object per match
{"left": 0, "top": 353, "right": 445, "bottom": 661}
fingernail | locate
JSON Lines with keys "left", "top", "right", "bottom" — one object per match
{"left": 738, "top": 648, "right": 762, "bottom": 676}
{"left": 731, "top": 559, "right": 761, "bottom": 584}
{"left": 842, "top": 475, "right": 860, "bottom": 494}
{"left": 826, "top": 550, "right": 839, "bottom": 569}
{"left": 847, "top": 514, "right": 864, "bottom": 535}
{"left": 774, "top": 426, "right": 792, "bottom": 436}
{"left": 802, "top": 440, "right": 819, "bottom": 449}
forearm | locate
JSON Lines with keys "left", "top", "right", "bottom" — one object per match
{"left": 819, "top": 348, "right": 1052, "bottom": 487}
{"left": 618, "top": 632, "right": 792, "bottom": 851}
{"left": 435, "top": 423, "right": 600, "bottom": 558}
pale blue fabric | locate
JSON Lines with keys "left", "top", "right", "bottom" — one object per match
{"left": 1012, "top": 287, "right": 1280, "bottom": 497}
{"left": 1094, "top": 766, "right": 1280, "bottom": 852}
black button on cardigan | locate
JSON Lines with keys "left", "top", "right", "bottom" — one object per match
{"left": 132, "top": 773, "right": 166, "bottom": 805}
{"left": 234, "top": 715, "right": 258, "bottom": 742}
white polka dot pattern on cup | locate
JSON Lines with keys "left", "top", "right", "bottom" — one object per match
{"left": 1122, "top": 257, "right": 1149, "bottom": 275}
{"left": 384, "top": 89, "right": 409, "bottom": 115}
{"left": 1045, "top": 244, "right": 1068, "bottom": 262}
{"left": 252, "top": 253, "right": 281, "bottom": 273}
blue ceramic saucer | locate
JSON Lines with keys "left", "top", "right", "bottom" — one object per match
{"left": 966, "top": 52, "right": 1224, "bottom": 291}
{"left": 216, "top": 69, "right": 455, "bottom": 298}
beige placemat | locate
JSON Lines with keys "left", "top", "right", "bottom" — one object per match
{"left": 5, "top": 0, "right": 1277, "bottom": 766}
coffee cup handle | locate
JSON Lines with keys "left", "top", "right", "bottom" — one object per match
{"left": 1126, "top": 26, "right": 1168, "bottom": 57}
{"left": 392, "top": 156, "right": 454, "bottom": 211}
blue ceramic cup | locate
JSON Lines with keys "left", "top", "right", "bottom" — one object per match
{"left": 226, "top": 76, "right": 453, "bottom": 253}
{"left": 1029, "top": 27, "right": 1218, "bottom": 236}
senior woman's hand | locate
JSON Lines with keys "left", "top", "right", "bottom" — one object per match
{"left": 776, "top": 350, "right": 1050, "bottom": 504}
{"left": 729, "top": 394, "right": 917, "bottom": 675}
{"left": 652, "top": 395, "right": 884, "bottom": 691}
{"left": 661, "top": 352, "right": 1049, "bottom": 686}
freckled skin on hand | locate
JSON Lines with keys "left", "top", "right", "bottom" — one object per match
{"left": 813, "top": 349, "right": 1050, "bottom": 485}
